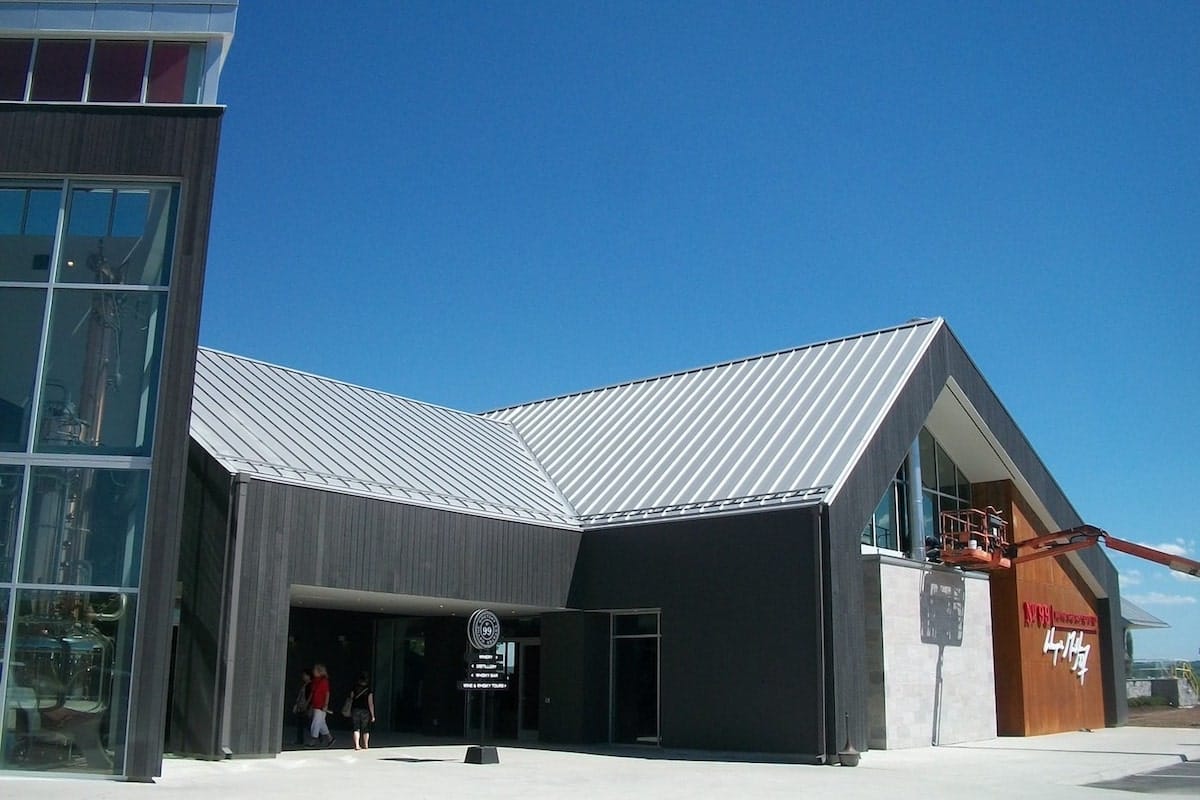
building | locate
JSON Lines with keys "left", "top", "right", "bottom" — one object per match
{"left": 0, "top": 0, "right": 236, "bottom": 780}
{"left": 174, "top": 317, "right": 1126, "bottom": 763}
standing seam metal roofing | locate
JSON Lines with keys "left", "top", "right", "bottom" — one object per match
{"left": 191, "top": 319, "right": 942, "bottom": 530}
{"left": 486, "top": 319, "right": 944, "bottom": 525}
{"left": 189, "top": 348, "right": 579, "bottom": 528}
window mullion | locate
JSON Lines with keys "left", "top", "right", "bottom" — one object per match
{"left": 140, "top": 39, "right": 153, "bottom": 103}
{"left": 23, "top": 38, "right": 37, "bottom": 101}
{"left": 23, "top": 179, "right": 70, "bottom": 459}
{"left": 82, "top": 39, "right": 96, "bottom": 101}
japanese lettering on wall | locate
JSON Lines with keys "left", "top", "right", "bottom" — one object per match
{"left": 1022, "top": 601, "right": 1094, "bottom": 685}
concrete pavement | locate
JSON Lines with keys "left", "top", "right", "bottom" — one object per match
{"left": 2, "top": 726, "right": 1198, "bottom": 799}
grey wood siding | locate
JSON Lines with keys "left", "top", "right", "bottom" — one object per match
{"left": 0, "top": 104, "right": 223, "bottom": 779}
{"left": 186, "top": 477, "right": 580, "bottom": 757}
{"left": 272, "top": 481, "right": 580, "bottom": 608}
{"left": 170, "top": 445, "right": 233, "bottom": 758}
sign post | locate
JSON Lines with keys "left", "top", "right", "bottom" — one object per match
{"left": 460, "top": 609, "right": 506, "bottom": 764}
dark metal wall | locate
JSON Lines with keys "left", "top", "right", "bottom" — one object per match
{"left": 175, "top": 472, "right": 581, "bottom": 757}
{"left": 0, "top": 104, "right": 223, "bottom": 780}
{"left": 539, "top": 611, "right": 611, "bottom": 744}
{"left": 170, "top": 445, "right": 233, "bottom": 757}
{"left": 565, "top": 506, "right": 827, "bottom": 758}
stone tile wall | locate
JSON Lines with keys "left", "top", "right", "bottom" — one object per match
{"left": 864, "top": 555, "right": 997, "bottom": 749}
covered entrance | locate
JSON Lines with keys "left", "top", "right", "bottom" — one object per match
{"left": 285, "top": 592, "right": 549, "bottom": 744}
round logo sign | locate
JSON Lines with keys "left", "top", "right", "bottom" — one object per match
{"left": 467, "top": 609, "right": 501, "bottom": 650}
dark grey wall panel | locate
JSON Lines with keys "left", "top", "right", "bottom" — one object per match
{"left": 0, "top": 104, "right": 223, "bottom": 780}
{"left": 539, "top": 611, "right": 611, "bottom": 744}
{"left": 221, "top": 476, "right": 291, "bottom": 755}
{"left": 170, "top": 445, "right": 232, "bottom": 757}
{"left": 568, "top": 507, "right": 825, "bottom": 758}
{"left": 191, "top": 477, "right": 580, "bottom": 757}
{"left": 275, "top": 482, "right": 581, "bottom": 609}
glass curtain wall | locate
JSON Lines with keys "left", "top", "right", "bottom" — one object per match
{"left": 0, "top": 37, "right": 206, "bottom": 104}
{"left": 0, "top": 180, "right": 176, "bottom": 776}
{"left": 918, "top": 429, "right": 973, "bottom": 544}
{"left": 611, "top": 611, "right": 659, "bottom": 745}
{"left": 860, "top": 428, "right": 973, "bottom": 555}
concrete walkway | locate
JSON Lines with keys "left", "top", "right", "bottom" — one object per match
{"left": 2, "top": 727, "right": 1199, "bottom": 799}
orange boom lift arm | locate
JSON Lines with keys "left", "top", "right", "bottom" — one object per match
{"left": 937, "top": 507, "right": 1200, "bottom": 578}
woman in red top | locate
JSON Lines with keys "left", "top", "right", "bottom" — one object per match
{"left": 307, "top": 664, "right": 334, "bottom": 746}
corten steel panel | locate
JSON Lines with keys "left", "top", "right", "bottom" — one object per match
{"left": 568, "top": 507, "right": 825, "bottom": 758}
{"left": 0, "top": 104, "right": 223, "bottom": 779}
{"left": 976, "top": 481, "right": 1106, "bottom": 735}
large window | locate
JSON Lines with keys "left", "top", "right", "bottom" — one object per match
{"left": 861, "top": 428, "right": 972, "bottom": 555}
{"left": 0, "top": 179, "right": 177, "bottom": 776}
{"left": 919, "top": 428, "right": 973, "bottom": 544}
{"left": 861, "top": 463, "right": 911, "bottom": 553}
{"left": 611, "top": 611, "right": 659, "bottom": 745}
{"left": 1, "top": 38, "right": 205, "bottom": 104}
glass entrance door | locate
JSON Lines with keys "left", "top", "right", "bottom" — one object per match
{"left": 611, "top": 612, "right": 659, "bottom": 745}
{"left": 517, "top": 641, "right": 540, "bottom": 741}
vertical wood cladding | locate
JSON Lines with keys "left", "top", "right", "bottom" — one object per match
{"left": 200, "top": 479, "right": 580, "bottom": 757}
{"left": 976, "top": 480, "right": 1106, "bottom": 735}
{"left": 170, "top": 446, "right": 233, "bottom": 758}
{"left": 0, "top": 104, "right": 223, "bottom": 779}
{"left": 269, "top": 482, "right": 580, "bottom": 608}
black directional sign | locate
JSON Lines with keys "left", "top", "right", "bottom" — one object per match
{"left": 468, "top": 609, "right": 501, "bottom": 650}
{"left": 460, "top": 610, "right": 509, "bottom": 691}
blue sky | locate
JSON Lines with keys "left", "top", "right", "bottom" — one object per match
{"left": 200, "top": 2, "right": 1199, "bottom": 659}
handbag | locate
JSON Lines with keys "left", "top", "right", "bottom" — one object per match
{"left": 341, "top": 696, "right": 353, "bottom": 717}
{"left": 293, "top": 686, "right": 311, "bottom": 715}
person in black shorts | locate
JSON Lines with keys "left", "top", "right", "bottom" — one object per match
{"left": 349, "top": 672, "right": 375, "bottom": 750}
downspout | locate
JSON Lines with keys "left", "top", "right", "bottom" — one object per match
{"left": 815, "top": 503, "right": 830, "bottom": 763}
{"left": 906, "top": 438, "right": 926, "bottom": 562}
{"left": 216, "top": 472, "right": 251, "bottom": 758}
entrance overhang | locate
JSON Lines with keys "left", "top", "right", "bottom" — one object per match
{"left": 289, "top": 584, "right": 569, "bottom": 617}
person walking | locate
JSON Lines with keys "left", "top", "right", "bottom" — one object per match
{"left": 348, "top": 672, "right": 376, "bottom": 751}
{"left": 307, "top": 663, "right": 335, "bottom": 747}
{"left": 292, "top": 669, "right": 312, "bottom": 745}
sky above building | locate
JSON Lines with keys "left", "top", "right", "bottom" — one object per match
{"left": 199, "top": 2, "right": 1199, "bottom": 659}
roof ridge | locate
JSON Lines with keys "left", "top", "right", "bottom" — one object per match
{"left": 485, "top": 317, "right": 943, "bottom": 415}
{"left": 196, "top": 346, "right": 508, "bottom": 427}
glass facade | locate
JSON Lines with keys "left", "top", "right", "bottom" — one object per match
{"left": 919, "top": 428, "right": 973, "bottom": 544}
{"left": 611, "top": 611, "right": 659, "bottom": 745}
{"left": 1, "top": 38, "right": 206, "bottom": 104}
{"left": 861, "top": 428, "right": 972, "bottom": 555}
{"left": 0, "top": 179, "right": 177, "bottom": 776}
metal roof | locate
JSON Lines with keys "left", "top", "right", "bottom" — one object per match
{"left": 1122, "top": 598, "right": 1170, "bottom": 630}
{"left": 189, "top": 348, "right": 578, "bottom": 528}
{"left": 488, "top": 318, "right": 943, "bottom": 526}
